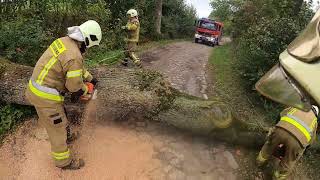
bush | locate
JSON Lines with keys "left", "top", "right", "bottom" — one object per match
{"left": 0, "top": 0, "right": 197, "bottom": 66}
{"left": 162, "top": 0, "right": 196, "bottom": 39}
{"left": 0, "top": 104, "right": 34, "bottom": 137}
{"left": 209, "top": 0, "right": 313, "bottom": 116}
{"left": 232, "top": 1, "right": 313, "bottom": 89}
{"left": 0, "top": 18, "right": 51, "bottom": 66}
{"left": 235, "top": 16, "right": 304, "bottom": 87}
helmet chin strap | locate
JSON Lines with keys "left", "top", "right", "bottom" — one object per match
{"left": 312, "top": 105, "right": 319, "bottom": 117}
{"left": 80, "top": 42, "right": 87, "bottom": 54}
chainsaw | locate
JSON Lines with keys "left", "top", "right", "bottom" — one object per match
{"left": 80, "top": 82, "right": 98, "bottom": 101}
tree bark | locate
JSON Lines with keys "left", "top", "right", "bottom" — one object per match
{"left": 0, "top": 59, "right": 268, "bottom": 148}
{"left": 155, "top": 0, "right": 163, "bottom": 35}
{"left": 0, "top": 59, "right": 32, "bottom": 106}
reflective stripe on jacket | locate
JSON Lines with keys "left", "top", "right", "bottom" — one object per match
{"left": 276, "top": 108, "right": 318, "bottom": 147}
{"left": 28, "top": 79, "right": 64, "bottom": 102}
{"left": 26, "top": 36, "right": 89, "bottom": 106}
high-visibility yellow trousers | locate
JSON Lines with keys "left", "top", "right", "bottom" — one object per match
{"left": 125, "top": 42, "right": 140, "bottom": 65}
{"left": 35, "top": 104, "right": 71, "bottom": 168}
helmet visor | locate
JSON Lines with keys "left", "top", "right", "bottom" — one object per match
{"left": 255, "top": 63, "right": 312, "bottom": 111}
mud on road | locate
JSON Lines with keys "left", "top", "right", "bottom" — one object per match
{"left": 1, "top": 41, "right": 242, "bottom": 180}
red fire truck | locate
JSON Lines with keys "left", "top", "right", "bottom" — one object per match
{"left": 194, "top": 18, "right": 223, "bottom": 46}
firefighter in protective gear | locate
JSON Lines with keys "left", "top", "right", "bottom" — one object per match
{"left": 25, "top": 20, "right": 102, "bottom": 170}
{"left": 254, "top": 9, "right": 320, "bottom": 180}
{"left": 121, "top": 9, "right": 141, "bottom": 67}
{"left": 256, "top": 106, "right": 318, "bottom": 180}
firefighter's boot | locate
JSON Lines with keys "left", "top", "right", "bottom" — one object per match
{"left": 122, "top": 58, "right": 129, "bottom": 66}
{"left": 273, "top": 170, "right": 289, "bottom": 180}
{"left": 130, "top": 52, "right": 141, "bottom": 68}
{"left": 134, "top": 60, "right": 142, "bottom": 68}
{"left": 62, "top": 158, "right": 85, "bottom": 170}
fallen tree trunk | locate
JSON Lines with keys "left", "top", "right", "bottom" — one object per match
{"left": 0, "top": 59, "right": 268, "bottom": 148}
{"left": 0, "top": 59, "right": 33, "bottom": 106}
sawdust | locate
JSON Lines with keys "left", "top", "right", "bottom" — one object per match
{"left": 0, "top": 99, "right": 163, "bottom": 180}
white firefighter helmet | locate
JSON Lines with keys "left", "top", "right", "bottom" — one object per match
{"left": 79, "top": 20, "right": 102, "bottom": 48}
{"left": 127, "top": 9, "right": 138, "bottom": 18}
{"left": 255, "top": 9, "right": 320, "bottom": 111}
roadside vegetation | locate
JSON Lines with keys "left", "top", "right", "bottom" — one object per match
{"left": 209, "top": 0, "right": 314, "bottom": 119}
{"left": 0, "top": 0, "right": 197, "bottom": 138}
{"left": 209, "top": 0, "right": 319, "bottom": 178}
{"left": 209, "top": 40, "right": 320, "bottom": 180}
{"left": 210, "top": 0, "right": 313, "bottom": 88}
{"left": 0, "top": 104, "right": 33, "bottom": 141}
{"left": 209, "top": 43, "right": 278, "bottom": 132}
{"left": 0, "top": 0, "right": 196, "bottom": 66}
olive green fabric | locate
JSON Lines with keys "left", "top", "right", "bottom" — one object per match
{"left": 259, "top": 128, "right": 304, "bottom": 179}
{"left": 35, "top": 104, "right": 72, "bottom": 168}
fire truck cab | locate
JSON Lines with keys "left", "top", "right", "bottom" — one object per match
{"left": 194, "top": 18, "right": 223, "bottom": 46}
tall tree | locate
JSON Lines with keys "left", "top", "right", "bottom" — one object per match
{"left": 271, "top": 0, "right": 305, "bottom": 17}
{"left": 210, "top": 0, "right": 233, "bottom": 21}
{"left": 155, "top": 0, "right": 163, "bottom": 35}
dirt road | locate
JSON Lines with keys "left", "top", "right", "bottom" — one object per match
{"left": 142, "top": 42, "right": 211, "bottom": 99}
{"left": 0, "top": 41, "right": 240, "bottom": 180}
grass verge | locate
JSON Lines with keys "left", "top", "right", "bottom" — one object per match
{"left": 208, "top": 43, "right": 275, "bottom": 129}
{"left": 207, "top": 43, "right": 273, "bottom": 179}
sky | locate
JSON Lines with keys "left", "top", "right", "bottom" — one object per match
{"left": 185, "top": 0, "right": 212, "bottom": 18}
{"left": 310, "top": 0, "right": 320, "bottom": 10}
{"left": 186, "top": 0, "right": 319, "bottom": 18}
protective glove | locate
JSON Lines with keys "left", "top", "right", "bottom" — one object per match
{"left": 80, "top": 82, "right": 95, "bottom": 101}
{"left": 71, "top": 83, "right": 95, "bottom": 102}
{"left": 71, "top": 89, "right": 85, "bottom": 103}
{"left": 121, "top": 26, "right": 127, "bottom": 30}
{"left": 90, "top": 78, "right": 98, "bottom": 86}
